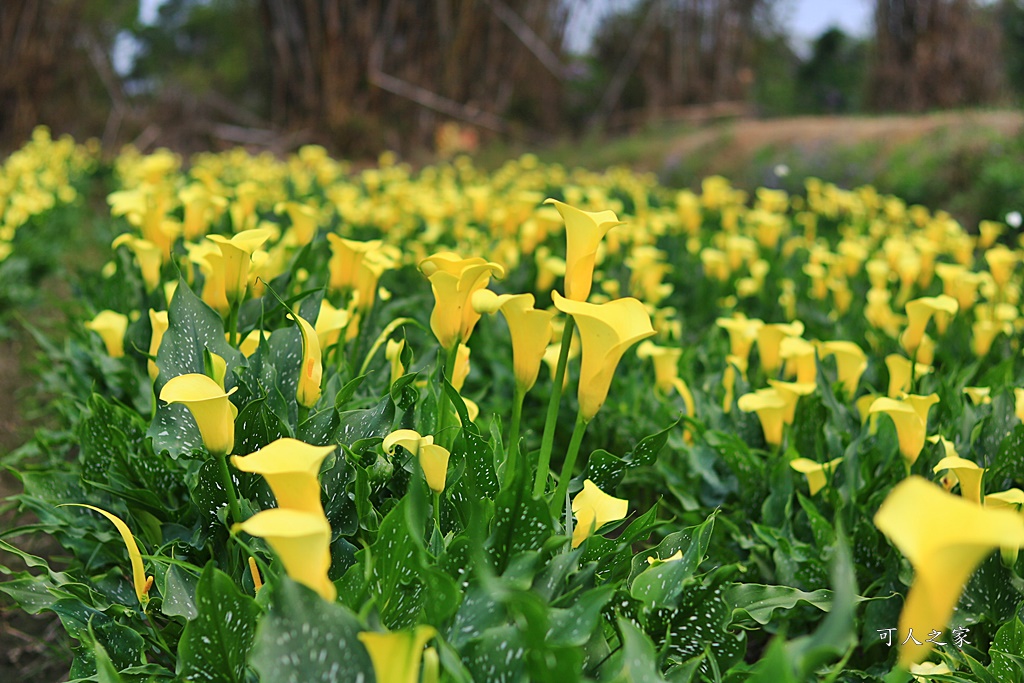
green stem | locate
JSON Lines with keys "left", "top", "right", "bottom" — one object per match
{"left": 433, "top": 491, "right": 442, "bottom": 536}
{"left": 215, "top": 453, "right": 242, "bottom": 525}
{"left": 297, "top": 404, "right": 310, "bottom": 427}
{"left": 436, "top": 343, "right": 460, "bottom": 445}
{"left": 549, "top": 413, "right": 589, "bottom": 515}
{"left": 534, "top": 316, "right": 575, "bottom": 498}
{"left": 504, "top": 386, "right": 525, "bottom": 489}
{"left": 227, "top": 300, "right": 239, "bottom": 348}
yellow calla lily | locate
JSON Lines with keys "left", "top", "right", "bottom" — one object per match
{"left": 326, "top": 235, "right": 382, "bottom": 293}
{"left": 385, "top": 338, "right": 406, "bottom": 386}
{"left": 738, "top": 389, "right": 787, "bottom": 447}
{"left": 722, "top": 354, "right": 747, "bottom": 414}
{"left": 789, "top": 457, "right": 843, "bottom": 496}
{"left": 551, "top": 291, "right": 656, "bottom": 421}
{"left": 206, "top": 227, "right": 274, "bottom": 305}
{"left": 314, "top": 300, "right": 351, "bottom": 351}
{"left": 962, "top": 386, "right": 991, "bottom": 406}
{"left": 358, "top": 626, "right": 438, "bottom": 683}
{"left": 544, "top": 198, "right": 623, "bottom": 301}
{"left": 874, "top": 476, "right": 1024, "bottom": 667}
{"left": 290, "top": 312, "right": 322, "bottom": 409}
{"left": 451, "top": 343, "right": 471, "bottom": 392}
{"left": 85, "top": 310, "right": 129, "bottom": 358}
{"left": 901, "top": 296, "right": 958, "bottom": 354}
{"left": 274, "top": 200, "right": 319, "bottom": 245}
{"left": 779, "top": 336, "right": 816, "bottom": 384}
{"left": 571, "top": 479, "right": 628, "bottom": 548}
{"left": 233, "top": 508, "right": 335, "bottom": 601}
{"left": 472, "top": 289, "right": 555, "bottom": 393}
{"left": 112, "top": 234, "right": 162, "bottom": 292}
{"left": 160, "top": 373, "right": 237, "bottom": 456}
{"left": 869, "top": 395, "right": 938, "bottom": 466}
{"left": 231, "top": 438, "right": 335, "bottom": 514}
{"left": 816, "top": 340, "right": 867, "bottom": 399}
{"left": 716, "top": 315, "right": 763, "bottom": 363}
{"left": 885, "top": 354, "right": 932, "bottom": 398}
{"left": 185, "top": 241, "right": 230, "bottom": 315}
{"left": 986, "top": 488, "right": 1024, "bottom": 566}
{"left": 909, "top": 662, "right": 952, "bottom": 682}
{"left": 419, "top": 252, "right": 504, "bottom": 351}
{"left": 636, "top": 341, "right": 695, "bottom": 414}
{"left": 932, "top": 456, "right": 984, "bottom": 504}
{"left": 755, "top": 321, "right": 805, "bottom": 374}
{"left": 62, "top": 504, "right": 152, "bottom": 608}
{"left": 383, "top": 429, "right": 450, "bottom": 493}
{"left": 238, "top": 329, "right": 269, "bottom": 358}
{"left": 147, "top": 309, "right": 169, "bottom": 381}
{"left": 766, "top": 379, "right": 816, "bottom": 425}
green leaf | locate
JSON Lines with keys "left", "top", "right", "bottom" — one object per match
{"left": 727, "top": 584, "right": 834, "bottom": 626}
{"left": 486, "top": 476, "right": 554, "bottom": 572}
{"left": 250, "top": 578, "right": 373, "bottom": 683}
{"left": 161, "top": 564, "right": 199, "bottom": 620}
{"left": 603, "top": 617, "right": 669, "bottom": 683}
{"left": 989, "top": 616, "right": 1024, "bottom": 683}
{"left": 630, "top": 511, "right": 716, "bottom": 607}
{"left": 176, "top": 563, "right": 260, "bottom": 683}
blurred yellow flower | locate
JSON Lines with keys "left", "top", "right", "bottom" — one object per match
{"left": 874, "top": 476, "right": 1024, "bottom": 667}
{"left": 816, "top": 340, "right": 867, "bottom": 399}
{"left": 358, "top": 626, "right": 437, "bottom": 683}
{"left": 869, "top": 394, "right": 938, "bottom": 466}
{"left": 85, "top": 310, "right": 129, "bottom": 358}
{"left": 147, "top": 309, "right": 168, "bottom": 380}
{"left": 112, "top": 234, "right": 162, "bottom": 292}
{"left": 885, "top": 354, "right": 932, "bottom": 398}
{"left": 738, "top": 389, "right": 787, "bottom": 447}
{"left": 571, "top": 479, "right": 628, "bottom": 548}
{"left": 755, "top": 321, "right": 804, "bottom": 375}
{"left": 901, "top": 296, "right": 957, "bottom": 354}
{"left": 932, "top": 456, "right": 983, "bottom": 504}
{"left": 383, "top": 429, "right": 451, "bottom": 493}
{"left": 789, "top": 456, "right": 843, "bottom": 496}
{"left": 207, "top": 227, "right": 274, "bottom": 305}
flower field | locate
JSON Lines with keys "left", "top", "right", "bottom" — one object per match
{"left": 2, "top": 128, "right": 1024, "bottom": 682}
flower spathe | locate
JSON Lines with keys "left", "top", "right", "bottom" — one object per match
{"left": 816, "top": 340, "right": 867, "bottom": 399}
{"left": 207, "top": 227, "right": 274, "bottom": 305}
{"left": 932, "top": 456, "right": 984, "bottom": 504}
{"left": 358, "top": 625, "right": 437, "bottom": 683}
{"left": 85, "top": 310, "right": 129, "bottom": 358}
{"left": 738, "top": 389, "right": 787, "bottom": 447}
{"left": 472, "top": 289, "right": 555, "bottom": 393}
{"left": 64, "top": 504, "right": 152, "bottom": 608}
{"left": 901, "top": 295, "right": 958, "bottom": 354}
{"left": 874, "top": 476, "right": 1024, "bottom": 667}
{"left": 233, "top": 508, "right": 335, "bottom": 602}
{"left": 571, "top": 479, "right": 628, "bottom": 548}
{"left": 868, "top": 395, "right": 938, "bottom": 466}
{"left": 147, "top": 309, "right": 169, "bottom": 381}
{"left": 551, "top": 291, "right": 656, "bottom": 421}
{"left": 383, "top": 429, "right": 450, "bottom": 493}
{"left": 544, "top": 198, "right": 622, "bottom": 301}
{"left": 230, "top": 438, "right": 335, "bottom": 515}
{"left": 159, "top": 373, "right": 237, "bottom": 456}
{"left": 419, "top": 251, "right": 504, "bottom": 350}
{"left": 290, "top": 312, "right": 322, "bottom": 409}
{"left": 789, "top": 457, "right": 843, "bottom": 496}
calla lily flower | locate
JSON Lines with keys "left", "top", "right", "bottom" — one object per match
{"left": 385, "top": 338, "right": 406, "bottom": 386}
{"left": 909, "top": 662, "right": 952, "bottom": 682}
{"left": 789, "top": 457, "right": 843, "bottom": 496}
{"left": 419, "top": 251, "right": 504, "bottom": 350}
{"left": 766, "top": 379, "right": 816, "bottom": 425}
{"left": 722, "top": 354, "right": 747, "bottom": 414}
{"left": 207, "top": 227, "right": 274, "bottom": 305}
{"left": 451, "top": 344, "right": 471, "bottom": 392}
{"left": 544, "top": 199, "right": 622, "bottom": 301}
{"left": 636, "top": 341, "right": 695, "bottom": 416}
{"left": 869, "top": 394, "right": 939, "bottom": 466}
{"left": 571, "top": 479, "right": 628, "bottom": 548}
{"left": 755, "top": 321, "right": 805, "bottom": 374}
{"left": 231, "top": 438, "right": 335, "bottom": 514}
{"left": 738, "top": 389, "right": 787, "bottom": 447}
{"left": 472, "top": 289, "right": 555, "bottom": 393}
{"left": 816, "top": 340, "right": 867, "bottom": 399}
{"left": 275, "top": 200, "right": 319, "bottom": 245}
{"left": 112, "top": 234, "right": 163, "bottom": 292}
{"left": 986, "top": 488, "right": 1024, "bottom": 566}
{"left": 716, "top": 315, "right": 763, "bottom": 363}
{"left": 233, "top": 508, "right": 335, "bottom": 601}
{"left": 160, "top": 373, "right": 238, "bottom": 456}
{"left": 962, "top": 386, "right": 991, "bottom": 405}
{"left": 885, "top": 354, "right": 932, "bottom": 398}
{"left": 238, "top": 329, "right": 269, "bottom": 358}
{"left": 314, "top": 300, "right": 351, "bottom": 351}
{"left": 186, "top": 241, "right": 230, "bottom": 315}
{"left": 901, "top": 296, "right": 958, "bottom": 354}
{"left": 358, "top": 626, "right": 437, "bottom": 683}
{"left": 326, "top": 235, "right": 382, "bottom": 292}
{"left": 874, "top": 476, "right": 1024, "bottom": 667}
{"left": 147, "top": 309, "right": 169, "bottom": 380}
{"left": 551, "top": 292, "right": 656, "bottom": 421}
{"left": 779, "top": 336, "right": 816, "bottom": 384}
{"left": 1015, "top": 388, "right": 1024, "bottom": 423}
{"left": 85, "top": 310, "right": 129, "bottom": 358}
{"left": 290, "top": 312, "right": 322, "bottom": 409}
{"left": 383, "top": 429, "right": 450, "bottom": 493}
{"left": 64, "top": 504, "right": 152, "bottom": 608}
{"left": 932, "top": 456, "right": 984, "bottom": 504}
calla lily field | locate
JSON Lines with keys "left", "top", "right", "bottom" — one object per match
{"left": 3, "top": 128, "right": 1024, "bottom": 682}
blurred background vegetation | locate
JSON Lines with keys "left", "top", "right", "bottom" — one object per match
{"left": 5, "top": 0, "right": 1024, "bottom": 222}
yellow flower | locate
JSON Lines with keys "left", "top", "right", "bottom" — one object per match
{"left": 326, "top": 235, "right": 381, "bottom": 292}
{"left": 766, "top": 379, "right": 816, "bottom": 425}
{"left": 206, "top": 227, "right": 274, "bottom": 305}
{"left": 909, "top": 661, "right": 952, "bottom": 682}
{"left": 874, "top": 476, "right": 1024, "bottom": 667}
{"left": 985, "top": 488, "right": 1024, "bottom": 566}
{"left": 932, "top": 456, "right": 984, "bottom": 504}
{"left": 571, "top": 479, "right": 628, "bottom": 548}
{"left": 419, "top": 252, "right": 504, "bottom": 351}
{"left": 159, "top": 373, "right": 237, "bottom": 456}
{"left": 231, "top": 438, "right": 335, "bottom": 514}
{"left": 816, "top": 340, "right": 867, "bottom": 399}
{"left": 472, "top": 290, "right": 555, "bottom": 393}
{"left": 551, "top": 292, "right": 655, "bottom": 421}
{"left": 275, "top": 201, "right": 319, "bottom": 245}
{"left": 962, "top": 386, "right": 991, "bottom": 406}
{"left": 779, "top": 336, "right": 816, "bottom": 384}
{"left": 869, "top": 395, "right": 939, "bottom": 466}
{"left": 635, "top": 341, "right": 695, "bottom": 415}
{"left": 1015, "top": 388, "right": 1024, "bottom": 422}
{"left": 383, "top": 429, "right": 450, "bottom": 493}
{"left": 716, "top": 315, "right": 763, "bottom": 363}
{"left": 185, "top": 241, "right": 229, "bottom": 315}
{"left": 112, "top": 234, "right": 163, "bottom": 292}
{"left": 901, "top": 296, "right": 958, "bottom": 354}
{"left": 290, "top": 313, "right": 322, "bottom": 409}
{"left": 544, "top": 199, "right": 622, "bottom": 301}
{"left": 789, "top": 456, "right": 843, "bottom": 495}
{"left": 238, "top": 329, "right": 268, "bottom": 358}
{"left": 885, "top": 354, "right": 932, "bottom": 398}
{"left": 451, "top": 343, "right": 471, "bottom": 392}
{"left": 722, "top": 354, "right": 747, "bottom": 414}
{"left": 233, "top": 508, "right": 335, "bottom": 601}
{"left": 755, "top": 321, "right": 805, "bottom": 374}
{"left": 85, "top": 310, "right": 129, "bottom": 358}
{"left": 63, "top": 504, "right": 152, "bottom": 608}
{"left": 738, "top": 389, "right": 787, "bottom": 447}
{"left": 314, "top": 300, "right": 351, "bottom": 351}
{"left": 147, "top": 309, "right": 169, "bottom": 380}
{"left": 972, "top": 319, "right": 1006, "bottom": 357}
{"left": 358, "top": 626, "right": 437, "bottom": 683}
{"left": 386, "top": 338, "right": 406, "bottom": 386}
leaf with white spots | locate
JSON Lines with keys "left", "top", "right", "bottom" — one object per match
{"left": 251, "top": 578, "right": 373, "bottom": 683}
{"left": 176, "top": 563, "right": 260, "bottom": 683}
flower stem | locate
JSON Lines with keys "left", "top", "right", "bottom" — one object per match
{"left": 436, "top": 343, "right": 460, "bottom": 446}
{"left": 227, "top": 300, "right": 239, "bottom": 348}
{"left": 549, "top": 412, "right": 588, "bottom": 515}
{"left": 504, "top": 386, "right": 525, "bottom": 489}
{"left": 215, "top": 453, "right": 242, "bottom": 525}
{"left": 433, "top": 490, "right": 442, "bottom": 536}
{"left": 534, "top": 316, "right": 575, "bottom": 498}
